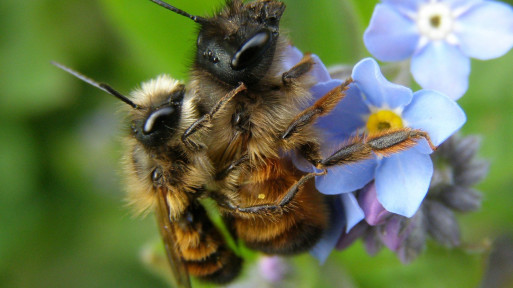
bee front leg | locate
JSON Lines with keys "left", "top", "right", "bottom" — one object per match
{"left": 281, "top": 78, "right": 352, "bottom": 140}
{"left": 181, "top": 83, "right": 247, "bottom": 151}
{"left": 282, "top": 53, "right": 315, "bottom": 85}
{"left": 318, "top": 128, "right": 437, "bottom": 168}
{"left": 221, "top": 170, "right": 326, "bottom": 215}
{"left": 215, "top": 153, "right": 249, "bottom": 181}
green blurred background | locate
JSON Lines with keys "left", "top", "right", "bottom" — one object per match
{"left": 1, "top": 0, "right": 512, "bottom": 287}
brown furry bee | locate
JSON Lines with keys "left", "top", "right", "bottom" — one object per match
{"left": 52, "top": 63, "right": 248, "bottom": 287}
{"left": 151, "top": 0, "right": 434, "bottom": 258}
{"left": 55, "top": 0, "right": 436, "bottom": 287}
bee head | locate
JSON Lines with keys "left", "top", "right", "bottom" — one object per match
{"left": 149, "top": 0, "right": 286, "bottom": 86}
{"left": 51, "top": 62, "right": 186, "bottom": 151}
{"left": 129, "top": 76, "right": 185, "bottom": 149}
{"left": 195, "top": 0, "right": 285, "bottom": 86}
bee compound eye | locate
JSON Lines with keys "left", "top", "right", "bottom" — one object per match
{"left": 152, "top": 168, "right": 163, "bottom": 184}
{"left": 231, "top": 30, "right": 272, "bottom": 71}
{"left": 143, "top": 107, "right": 175, "bottom": 134}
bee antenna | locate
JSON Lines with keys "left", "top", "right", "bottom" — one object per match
{"left": 149, "top": 0, "right": 208, "bottom": 24}
{"left": 51, "top": 61, "right": 140, "bottom": 109}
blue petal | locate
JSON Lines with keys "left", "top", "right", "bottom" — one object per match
{"left": 309, "top": 54, "right": 342, "bottom": 103}
{"left": 282, "top": 46, "right": 304, "bottom": 72}
{"left": 290, "top": 150, "right": 314, "bottom": 173}
{"left": 310, "top": 194, "right": 346, "bottom": 263}
{"left": 315, "top": 83, "right": 369, "bottom": 140}
{"left": 341, "top": 193, "right": 365, "bottom": 233}
{"left": 403, "top": 90, "right": 466, "bottom": 152}
{"left": 316, "top": 158, "right": 377, "bottom": 194}
{"left": 364, "top": 4, "right": 420, "bottom": 61}
{"left": 411, "top": 41, "right": 470, "bottom": 100}
{"left": 382, "top": 0, "right": 427, "bottom": 14}
{"left": 352, "top": 58, "right": 413, "bottom": 109}
{"left": 311, "top": 54, "right": 332, "bottom": 82}
{"left": 375, "top": 150, "right": 433, "bottom": 217}
{"left": 311, "top": 79, "right": 344, "bottom": 101}
{"left": 412, "top": 141, "right": 436, "bottom": 155}
{"left": 455, "top": 1, "right": 513, "bottom": 60}
{"left": 441, "top": 0, "right": 488, "bottom": 13}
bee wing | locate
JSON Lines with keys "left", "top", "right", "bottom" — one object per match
{"left": 155, "top": 188, "right": 191, "bottom": 288}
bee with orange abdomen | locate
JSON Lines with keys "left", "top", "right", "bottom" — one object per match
{"left": 150, "top": 0, "right": 435, "bottom": 257}
{"left": 52, "top": 63, "right": 246, "bottom": 287}
{"left": 55, "top": 0, "right": 437, "bottom": 286}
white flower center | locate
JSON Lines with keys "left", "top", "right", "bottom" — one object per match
{"left": 416, "top": 2, "right": 454, "bottom": 41}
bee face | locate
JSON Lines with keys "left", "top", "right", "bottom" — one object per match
{"left": 129, "top": 79, "right": 186, "bottom": 149}
{"left": 195, "top": 0, "right": 285, "bottom": 86}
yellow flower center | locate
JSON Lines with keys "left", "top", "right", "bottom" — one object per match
{"left": 366, "top": 110, "right": 403, "bottom": 134}
{"left": 430, "top": 15, "right": 441, "bottom": 28}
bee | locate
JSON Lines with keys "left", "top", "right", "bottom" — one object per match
{"left": 52, "top": 62, "right": 247, "bottom": 287}
{"left": 55, "top": 0, "right": 436, "bottom": 286}
{"left": 149, "top": 0, "right": 435, "bottom": 257}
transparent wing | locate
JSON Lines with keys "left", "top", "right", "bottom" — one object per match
{"left": 155, "top": 188, "right": 191, "bottom": 288}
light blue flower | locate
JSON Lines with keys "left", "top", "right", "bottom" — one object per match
{"left": 281, "top": 47, "right": 367, "bottom": 262}
{"left": 286, "top": 49, "right": 464, "bottom": 261}
{"left": 364, "top": 0, "right": 513, "bottom": 99}
{"left": 310, "top": 193, "right": 364, "bottom": 263}
{"left": 312, "top": 58, "right": 466, "bottom": 218}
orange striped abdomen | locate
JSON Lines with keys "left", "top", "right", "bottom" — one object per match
{"left": 174, "top": 202, "right": 242, "bottom": 283}
{"left": 233, "top": 158, "right": 330, "bottom": 255}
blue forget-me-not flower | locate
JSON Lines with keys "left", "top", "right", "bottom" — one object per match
{"left": 364, "top": 0, "right": 513, "bottom": 99}
{"left": 310, "top": 57, "right": 466, "bottom": 218}
{"left": 285, "top": 48, "right": 466, "bottom": 262}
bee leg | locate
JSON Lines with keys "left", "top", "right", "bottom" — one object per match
{"left": 228, "top": 170, "right": 326, "bottom": 214}
{"left": 281, "top": 78, "right": 352, "bottom": 140}
{"left": 319, "top": 128, "right": 437, "bottom": 168}
{"left": 215, "top": 153, "right": 249, "bottom": 181}
{"left": 182, "top": 82, "right": 247, "bottom": 151}
{"left": 275, "top": 169, "right": 327, "bottom": 207}
{"left": 282, "top": 53, "right": 315, "bottom": 85}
